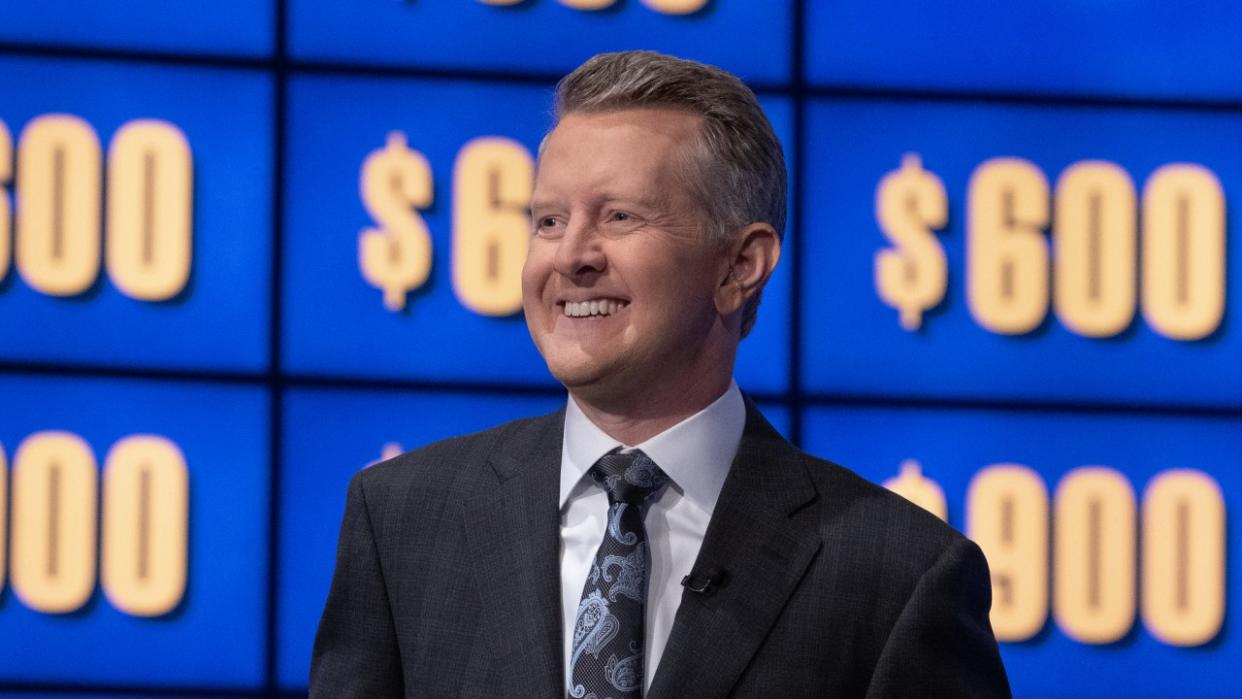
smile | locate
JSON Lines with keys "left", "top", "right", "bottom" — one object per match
{"left": 562, "top": 299, "right": 629, "bottom": 318}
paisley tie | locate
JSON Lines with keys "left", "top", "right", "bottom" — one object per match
{"left": 568, "top": 449, "right": 668, "bottom": 699}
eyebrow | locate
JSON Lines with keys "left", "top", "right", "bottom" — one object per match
{"left": 535, "top": 189, "right": 671, "bottom": 213}
{"left": 529, "top": 199, "right": 556, "bottom": 211}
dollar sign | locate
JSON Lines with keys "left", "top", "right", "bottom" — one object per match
{"left": 874, "top": 153, "right": 949, "bottom": 330}
{"left": 883, "top": 459, "right": 948, "bottom": 521}
{"left": 358, "top": 132, "right": 433, "bottom": 312}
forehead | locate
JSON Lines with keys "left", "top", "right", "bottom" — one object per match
{"left": 534, "top": 108, "right": 702, "bottom": 198}
{"left": 549, "top": 107, "right": 702, "bottom": 144}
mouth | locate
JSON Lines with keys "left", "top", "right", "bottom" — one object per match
{"left": 559, "top": 298, "right": 630, "bottom": 318}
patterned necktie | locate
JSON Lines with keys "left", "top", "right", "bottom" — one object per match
{"left": 569, "top": 449, "right": 667, "bottom": 699}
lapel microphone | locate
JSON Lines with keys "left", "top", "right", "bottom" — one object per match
{"left": 681, "top": 566, "right": 728, "bottom": 596}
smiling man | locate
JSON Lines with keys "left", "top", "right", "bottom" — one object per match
{"left": 311, "top": 51, "right": 1011, "bottom": 698}
{"left": 524, "top": 105, "right": 762, "bottom": 446}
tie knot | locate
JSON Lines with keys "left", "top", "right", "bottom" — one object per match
{"left": 590, "top": 449, "right": 667, "bottom": 504}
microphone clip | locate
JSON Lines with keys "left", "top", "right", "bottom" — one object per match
{"left": 681, "top": 567, "right": 727, "bottom": 597}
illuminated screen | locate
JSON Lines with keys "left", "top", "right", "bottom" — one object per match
{"left": 0, "top": 56, "right": 273, "bottom": 371}
{"left": 0, "top": 1, "right": 273, "bottom": 57}
{"left": 288, "top": 0, "right": 791, "bottom": 82}
{"left": 0, "top": 1, "right": 1238, "bottom": 697}
{"left": 0, "top": 375, "right": 269, "bottom": 687}
{"left": 803, "top": 98, "right": 1242, "bottom": 405}
{"left": 807, "top": 0, "right": 1242, "bottom": 100}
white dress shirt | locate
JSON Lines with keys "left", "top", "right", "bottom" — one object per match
{"left": 559, "top": 381, "right": 746, "bottom": 693}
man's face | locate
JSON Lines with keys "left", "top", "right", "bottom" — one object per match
{"left": 523, "top": 108, "right": 732, "bottom": 403}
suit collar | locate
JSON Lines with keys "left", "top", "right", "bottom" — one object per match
{"left": 724, "top": 396, "right": 818, "bottom": 515}
{"left": 649, "top": 397, "right": 822, "bottom": 698}
{"left": 461, "top": 408, "right": 566, "bottom": 696}
{"left": 484, "top": 406, "right": 565, "bottom": 481}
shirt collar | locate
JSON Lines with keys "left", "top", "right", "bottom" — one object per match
{"left": 559, "top": 381, "right": 745, "bottom": 517}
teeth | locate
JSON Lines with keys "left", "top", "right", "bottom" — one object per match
{"left": 563, "top": 300, "right": 627, "bottom": 317}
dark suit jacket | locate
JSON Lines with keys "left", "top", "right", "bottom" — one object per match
{"left": 310, "top": 401, "right": 1011, "bottom": 697}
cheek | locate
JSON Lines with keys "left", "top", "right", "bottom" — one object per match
{"left": 521, "top": 246, "right": 551, "bottom": 296}
{"left": 667, "top": 255, "right": 722, "bottom": 298}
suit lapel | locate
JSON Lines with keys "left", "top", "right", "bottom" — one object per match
{"left": 649, "top": 401, "right": 821, "bottom": 698}
{"left": 461, "top": 409, "right": 566, "bottom": 696}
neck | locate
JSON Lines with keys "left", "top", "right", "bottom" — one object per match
{"left": 570, "top": 368, "right": 732, "bottom": 446}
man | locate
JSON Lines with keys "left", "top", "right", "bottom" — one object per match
{"left": 311, "top": 51, "right": 1010, "bottom": 697}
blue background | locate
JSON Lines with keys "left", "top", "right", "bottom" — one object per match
{"left": 0, "top": 375, "right": 269, "bottom": 688}
{"left": 0, "top": 1, "right": 273, "bottom": 57}
{"left": 288, "top": 0, "right": 790, "bottom": 83}
{"left": 0, "top": 56, "right": 273, "bottom": 372}
{"left": 802, "top": 98, "right": 1242, "bottom": 407}
{"left": 807, "top": 0, "right": 1242, "bottom": 100}
{"left": 0, "top": 1, "right": 1238, "bottom": 697}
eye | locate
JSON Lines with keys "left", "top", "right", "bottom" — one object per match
{"left": 605, "top": 210, "right": 642, "bottom": 230}
{"left": 533, "top": 214, "right": 564, "bottom": 236}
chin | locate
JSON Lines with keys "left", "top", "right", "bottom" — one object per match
{"left": 547, "top": 360, "right": 608, "bottom": 391}
{"left": 545, "top": 352, "right": 632, "bottom": 400}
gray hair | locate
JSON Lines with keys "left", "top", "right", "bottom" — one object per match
{"left": 551, "top": 50, "right": 786, "bottom": 338}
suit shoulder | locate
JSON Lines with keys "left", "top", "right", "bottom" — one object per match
{"left": 352, "top": 409, "right": 561, "bottom": 497}
{"left": 799, "top": 451, "right": 968, "bottom": 575}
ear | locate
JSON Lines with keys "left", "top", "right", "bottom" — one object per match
{"left": 715, "top": 222, "right": 781, "bottom": 316}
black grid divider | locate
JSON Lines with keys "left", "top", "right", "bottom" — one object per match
{"left": 265, "top": 0, "right": 290, "bottom": 696}
{"left": 2, "top": 1, "right": 1242, "bottom": 696}
{"left": 786, "top": 0, "right": 806, "bottom": 446}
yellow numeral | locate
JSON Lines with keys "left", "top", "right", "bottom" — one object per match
{"left": 0, "top": 442, "right": 6, "bottom": 592}
{"left": 1053, "top": 161, "right": 1137, "bottom": 337}
{"left": 967, "top": 158, "right": 1050, "bottom": 334}
{"left": 101, "top": 435, "right": 189, "bottom": 617}
{"left": 967, "top": 464, "right": 1049, "bottom": 642}
{"left": 956, "top": 158, "right": 1225, "bottom": 340}
{"left": 16, "top": 115, "right": 103, "bottom": 297}
{"left": 558, "top": 0, "right": 615, "bottom": 8}
{"left": 641, "top": 0, "right": 708, "bottom": 13}
{"left": 1142, "top": 470, "right": 1225, "bottom": 646}
{"left": 479, "top": 0, "right": 707, "bottom": 15}
{"left": 106, "top": 120, "right": 194, "bottom": 301}
{"left": 4, "top": 431, "right": 191, "bottom": 617}
{"left": 1141, "top": 164, "right": 1225, "bottom": 341}
{"left": 0, "top": 120, "right": 11, "bottom": 282}
{"left": 5, "top": 114, "right": 194, "bottom": 302}
{"left": 11, "top": 431, "right": 99, "bottom": 614}
{"left": 452, "top": 137, "right": 533, "bottom": 316}
{"left": 1053, "top": 466, "right": 1136, "bottom": 643}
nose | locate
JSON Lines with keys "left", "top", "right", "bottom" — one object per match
{"left": 552, "top": 218, "right": 606, "bottom": 277}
